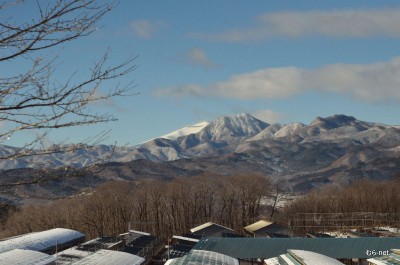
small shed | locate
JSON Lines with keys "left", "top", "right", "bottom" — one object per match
{"left": 244, "top": 220, "right": 295, "bottom": 238}
{"left": 190, "top": 222, "right": 237, "bottom": 238}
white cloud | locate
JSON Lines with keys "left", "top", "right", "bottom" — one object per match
{"left": 194, "top": 8, "right": 400, "bottom": 42}
{"left": 153, "top": 57, "right": 400, "bottom": 102}
{"left": 129, "top": 19, "right": 166, "bottom": 39}
{"left": 252, "top": 110, "right": 285, "bottom": 124}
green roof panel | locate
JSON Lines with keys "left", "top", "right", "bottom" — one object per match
{"left": 194, "top": 237, "right": 400, "bottom": 259}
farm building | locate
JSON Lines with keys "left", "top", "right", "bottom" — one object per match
{"left": 0, "top": 228, "right": 85, "bottom": 254}
{"left": 162, "top": 235, "right": 200, "bottom": 260}
{"left": 193, "top": 237, "right": 400, "bottom": 264}
{"left": 190, "top": 222, "right": 240, "bottom": 238}
{"left": 0, "top": 249, "right": 57, "bottom": 265}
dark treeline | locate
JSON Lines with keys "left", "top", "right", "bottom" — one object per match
{"left": 284, "top": 179, "right": 400, "bottom": 232}
{"left": 3, "top": 174, "right": 272, "bottom": 239}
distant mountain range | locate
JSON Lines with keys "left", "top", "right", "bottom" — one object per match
{"left": 1, "top": 113, "right": 400, "bottom": 200}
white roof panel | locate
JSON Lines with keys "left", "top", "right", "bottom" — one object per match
{"left": 244, "top": 220, "right": 273, "bottom": 233}
{"left": 172, "top": 235, "right": 199, "bottom": 243}
{"left": 54, "top": 246, "right": 92, "bottom": 264}
{"left": 288, "top": 249, "right": 344, "bottom": 265}
{"left": 166, "top": 249, "right": 239, "bottom": 265}
{"left": 0, "top": 228, "right": 84, "bottom": 254}
{"left": 190, "top": 222, "right": 233, "bottom": 233}
{"left": 0, "top": 249, "right": 56, "bottom": 265}
{"left": 72, "top": 249, "right": 144, "bottom": 265}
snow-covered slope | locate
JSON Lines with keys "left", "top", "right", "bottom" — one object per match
{"left": 160, "top": 121, "right": 209, "bottom": 140}
{"left": 2, "top": 113, "right": 400, "bottom": 171}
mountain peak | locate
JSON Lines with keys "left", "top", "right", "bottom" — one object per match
{"left": 203, "top": 113, "right": 269, "bottom": 140}
{"left": 310, "top": 114, "right": 359, "bottom": 129}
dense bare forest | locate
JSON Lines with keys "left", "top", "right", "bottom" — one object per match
{"left": 2, "top": 174, "right": 272, "bottom": 239}
{"left": 2, "top": 175, "right": 400, "bottom": 239}
{"left": 285, "top": 179, "right": 400, "bottom": 232}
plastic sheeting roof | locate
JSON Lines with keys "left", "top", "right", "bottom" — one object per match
{"left": 0, "top": 228, "right": 84, "bottom": 254}
{"left": 165, "top": 249, "right": 239, "bottom": 265}
{"left": 72, "top": 249, "right": 144, "bottom": 265}
{"left": 288, "top": 249, "right": 344, "bottom": 265}
{"left": 194, "top": 237, "right": 400, "bottom": 259}
{"left": 54, "top": 246, "right": 92, "bottom": 264}
{"left": 0, "top": 249, "right": 56, "bottom": 265}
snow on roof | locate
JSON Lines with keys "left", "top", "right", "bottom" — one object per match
{"left": 165, "top": 249, "right": 239, "bottom": 265}
{"left": 190, "top": 222, "right": 234, "bottom": 233}
{"left": 53, "top": 246, "right": 92, "bottom": 264}
{"left": 367, "top": 249, "right": 400, "bottom": 265}
{"left": 172, "top": 235, "right": 199, "bottom": 243}
{"left": 244, "top": 220, "right": 274, "bottom": 233}
{"left": 0, "top": 249, "right": 56, "bottom": 265}
{"left": 128, "top": 230, "right": 151, "bottom": 236}
{"left": 0, "top": 228, "right": 84, "bottom": 254}
{"left": 366, "top": 259, "right": 389, "bottom": 265}
{"left": 288, "top": 249, "right": 344, "bottom": 265}
{"left": 72, "top": 249, "right": 144, "bottom": 265}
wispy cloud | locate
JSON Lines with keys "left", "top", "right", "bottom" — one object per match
{"left": 186, "top": 48, "right": 217, "bottom": 68}
{"left": 129, "top": 19, "right": 166, "bottom": 39}
{"left": 252, "top": 110, "right": 285, "bottom": 124}
{"left": 153, "top": 57, "right": 400, "bottom": 102}
{"left": 174, "top": 48, "right": 218, "bottom": 69}
{"left": 193, "top": 8, "right": 400, "bottom": 42}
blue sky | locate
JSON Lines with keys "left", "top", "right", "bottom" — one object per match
{"left": 5, "top": 0, "right": 400, "bottom": 146}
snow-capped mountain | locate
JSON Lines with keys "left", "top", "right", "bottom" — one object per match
{"left": 2, "top": 113, "right": 400, "bottom": 181}
{"left": 2, "top": 113, "right": 400, "bottom": 196}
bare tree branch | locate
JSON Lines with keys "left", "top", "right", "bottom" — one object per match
{"left": 0, "top": 0, "right": 137, "bottom": 187}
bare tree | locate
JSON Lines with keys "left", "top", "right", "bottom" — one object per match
{"left": 269, "top": 183, "right": 287, "bottom": 220}
{"left": 0, "top": 0, "right": 136, "bottom": 165}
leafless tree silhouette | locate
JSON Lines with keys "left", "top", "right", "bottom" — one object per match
{"left": 0, "top": 0, "right": 137, "bottom": 180}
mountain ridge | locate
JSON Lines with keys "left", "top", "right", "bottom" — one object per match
{"left": 2, "top": 113, "right": 400, "bottom": 201}
{"left": 1, "top": 113, "right": 399, "bottom": 170}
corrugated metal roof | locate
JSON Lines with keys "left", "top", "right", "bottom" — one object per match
{"left": 0, "top": 249, "right": 56, "bottom": 265}
{"left": 0, "top": 228, "right": 84, "bottom": 254}
{"left": 165, "top": 249, "right": 239, "bottom": 265}
{"left": 72, "top": 249, "right": 144, "bottom": 265}
{"left": 244, "top": 220, "right": 273, "bottom": 233}
{"left": 194, "top": 237, "right": 400, "bottom": 259}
